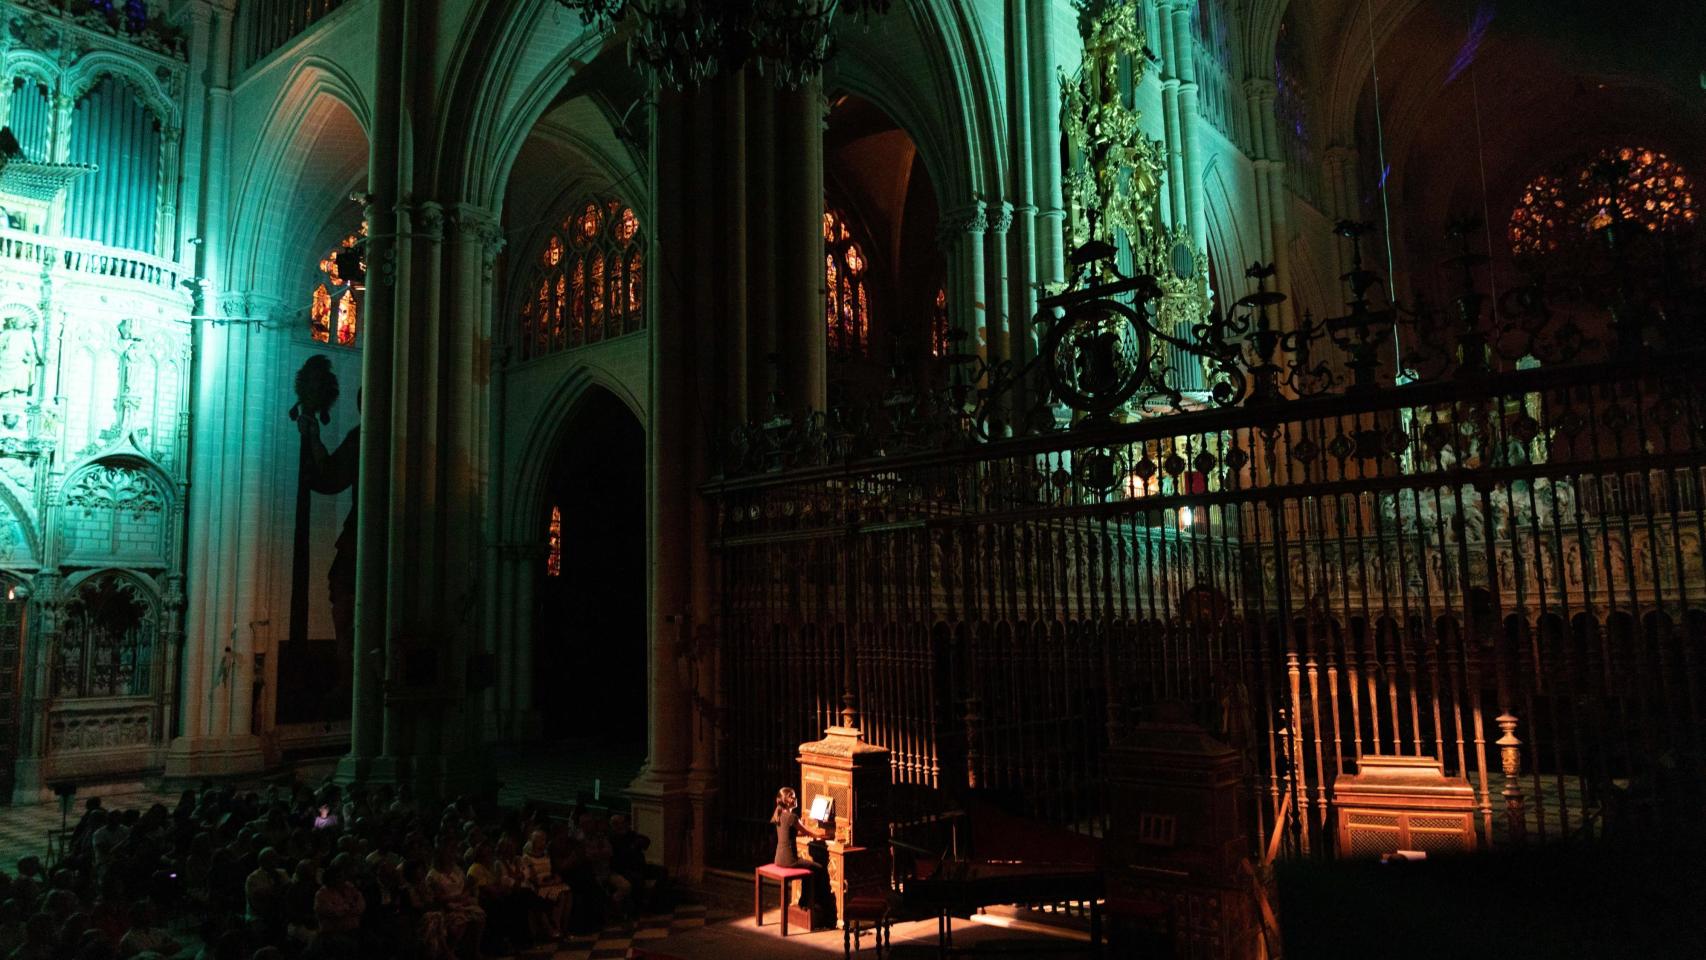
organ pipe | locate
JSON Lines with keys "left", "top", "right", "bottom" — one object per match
{"left": 8, "top": 78, "right": 52, "bottom": 161}
{"left": 64, "top": 77, "right": 161, "bottom": 254}
{"left": 243, "top": 0, "right": 351, "bottom": 69}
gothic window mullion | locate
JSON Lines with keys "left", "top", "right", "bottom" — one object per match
{"left": 514, "top": 198, "right": 644, "bottom": 361}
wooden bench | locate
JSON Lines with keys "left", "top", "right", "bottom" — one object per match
{"left": 754, "top": 863, "right": 815, "bottom": 937}
{"left": 842, "top": 892, "right": 894, "bottom": 957}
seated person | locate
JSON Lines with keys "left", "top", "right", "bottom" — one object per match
{"left": 312, "top": 855, "right": 367, "bottom": 949}
{"left": 116, "top": 900, "right": 182, "bottom": 958}
{"left": 608, "top": 815, "right": 665, "bottom": 911}
{"left": 516, "top": 831, "right": 570, "bottom": 941}
{"left": 769, "top": 788, "right": 830, "bottom": 924}
{"left": 465, "top": 842, "right": 526, "bottom": 954}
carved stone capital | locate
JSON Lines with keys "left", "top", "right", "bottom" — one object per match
{"left": 410, "top": 200, "right": 445, "bottom": 243}
{"left": 447, "top": 204, "right": 506, "bottom": 280}
{"left": 446, "top": 202, "right": 499, "bottom": 238}
{"left": 213, "top": 290, "right": 283, "bottom": 321}
{"left": 447, "top": 203, "right": 505, "bottom": 274}
{"left": 986, "top": 201, "right": 1014, "bottom": 235}
{"left": 937, "top": 200, "right": 987, "bottom": 250}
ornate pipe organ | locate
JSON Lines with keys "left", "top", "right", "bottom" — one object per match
{"left": 0, "top": 0, "right": 191, "bottom": 801}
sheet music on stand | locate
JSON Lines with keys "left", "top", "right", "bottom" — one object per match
{"left": 809, "top": 795, "right": 833, "bottom": 823}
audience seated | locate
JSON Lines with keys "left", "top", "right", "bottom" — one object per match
{"left": 0, "top": 779, "right": 666, "bottom": 960}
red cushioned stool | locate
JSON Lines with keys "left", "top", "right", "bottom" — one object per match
{"left": 842, "top": 893, "right": 894, "bottom": 958}
{"left": 754, "top": 864, "right": 816, "bottom": 937}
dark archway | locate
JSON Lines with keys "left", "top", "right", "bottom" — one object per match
{"left": 824, "top": 93, "right": 944, "bottom": 401}
{"left": 533, "top": 388, "right": 647, "bottom": 759}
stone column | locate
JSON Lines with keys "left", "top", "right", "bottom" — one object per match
{"left": 628, "top": 85, "right": 692, "bottom": 876}
{"left": 338, "top": 0, "right": 407, "bottom": 784}
{"left": 745, "top": 79, "right": 779, "bottom": 413}
{"left": 983, "top": 202, "right": 1013, "bottom": 367}
{"left": 773, "top": 80, "right": 826, "bottom": 412}
{"left": 721, "top": 71, "right": 749, "bottom": 424}
{"left": 1169, "top": 0, "right": 1208, "bottom": 250}
{"left": 938, "top": 202, "right": 987, "bottom": 369}
{"left": 164, "top": 291, "right": 276, "bottom": 779}
{"left": 1006, "top": 0, "right": 1040, "bottom": 353}
{"left": 1244, "top": 77, "right": 1293, "bottom": 324}
{"left": 1156, "top": 8, "right": 1185, "bottom": 230}
{"left": 1029, "top": 0, "right": 1069, "bottom": 291}
{"left": 983, "top": 202, "right": 1014, "bottom": 431}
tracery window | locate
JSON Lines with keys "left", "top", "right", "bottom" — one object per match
{"left": 1509, "top": 146, "right": 1697, "bottom": 256}
{"left": 310, "top": 229, "right": 364, "bottom": 345}
{"left": 518, "top": 199, "right": 645, "bottom": 361}
{"left": 54, "top": 574, "right": 155, "bottom": 699}
{"left": 824, "top": 209, "right": 870, "bottom": 359}
{"left": 546, "top": 505, "right": 562, "bottom": 577}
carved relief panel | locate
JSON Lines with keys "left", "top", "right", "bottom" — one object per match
{"left": 58, "top": 461, "right": 169, "bottom": 566}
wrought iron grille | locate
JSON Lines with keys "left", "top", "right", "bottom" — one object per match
{"left": 707, "top": 351, "right": 1706, "bottom": 867}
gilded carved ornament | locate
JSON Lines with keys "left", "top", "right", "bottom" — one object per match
{"left": 1059, "top": 0, "right": 1213, "bottom": 398}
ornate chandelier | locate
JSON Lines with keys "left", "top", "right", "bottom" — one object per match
{"left": 555, "top": 0, "right": 892, "bottom": 89}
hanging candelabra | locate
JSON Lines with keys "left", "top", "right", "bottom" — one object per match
{"left": 555, "top": 0, "right": 891, "bottom": 89}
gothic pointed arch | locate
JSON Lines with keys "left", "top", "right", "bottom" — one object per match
{"left": 226, "top": 61, "right": 372, "bottom": 301}
{"left": 53, "top": 568, "right": 160, "bottom": 700}
{"left": 0, "top": 475, "right": 40, "bottom": 569}
{"left": 434, "top": 0, "right": 614, "bottom": 212}
{"left": 503, "top": 366, "right": 646, "bottom": 545}
{"left": 62, "top": 54, "right": 178, "bottom": 129}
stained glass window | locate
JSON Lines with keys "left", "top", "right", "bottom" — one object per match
{"left": 546, "top": 505, "right": 562, "bottom": 577}
{"left": 931, "top": 287, "right": 950, "bottom": 357}
{"left": 1509, "top": 146, "right": 1697, "bottom": 256}
{"left": 824, "top": 209, "right": 871, "bottom": 359}
{"left": 310, "top": 229, "right": 364, "bottom": 345}
{"left": 517, "top": 197, "right": 645, "bottom": 361}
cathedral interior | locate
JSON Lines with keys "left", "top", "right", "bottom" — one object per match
{"left": 0, "top": 0, "right": 1698, "bottom": 957}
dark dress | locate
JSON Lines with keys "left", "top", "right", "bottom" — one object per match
{"left": 774, "top": 809, "right": 803, "bottom": 866}
{"left": 771, "top": 808, "right": 829, "bottom": 913}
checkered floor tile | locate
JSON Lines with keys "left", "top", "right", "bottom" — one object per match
{"left": 499, "top": 904, "right": 715, "bottom": 960}
{"left": 0, "top": 787, "right": 177, "bottom": 874}
{"left": 489, "top": 741, "right": 647, "bottom": 811}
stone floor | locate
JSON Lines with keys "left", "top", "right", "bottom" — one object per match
{"left": 626, "top": 908, "right": 1096, "bottom": 959}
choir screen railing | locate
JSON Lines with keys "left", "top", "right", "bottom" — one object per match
{"left": 706, "top": 356, "right": 1706, "bottom": 869}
